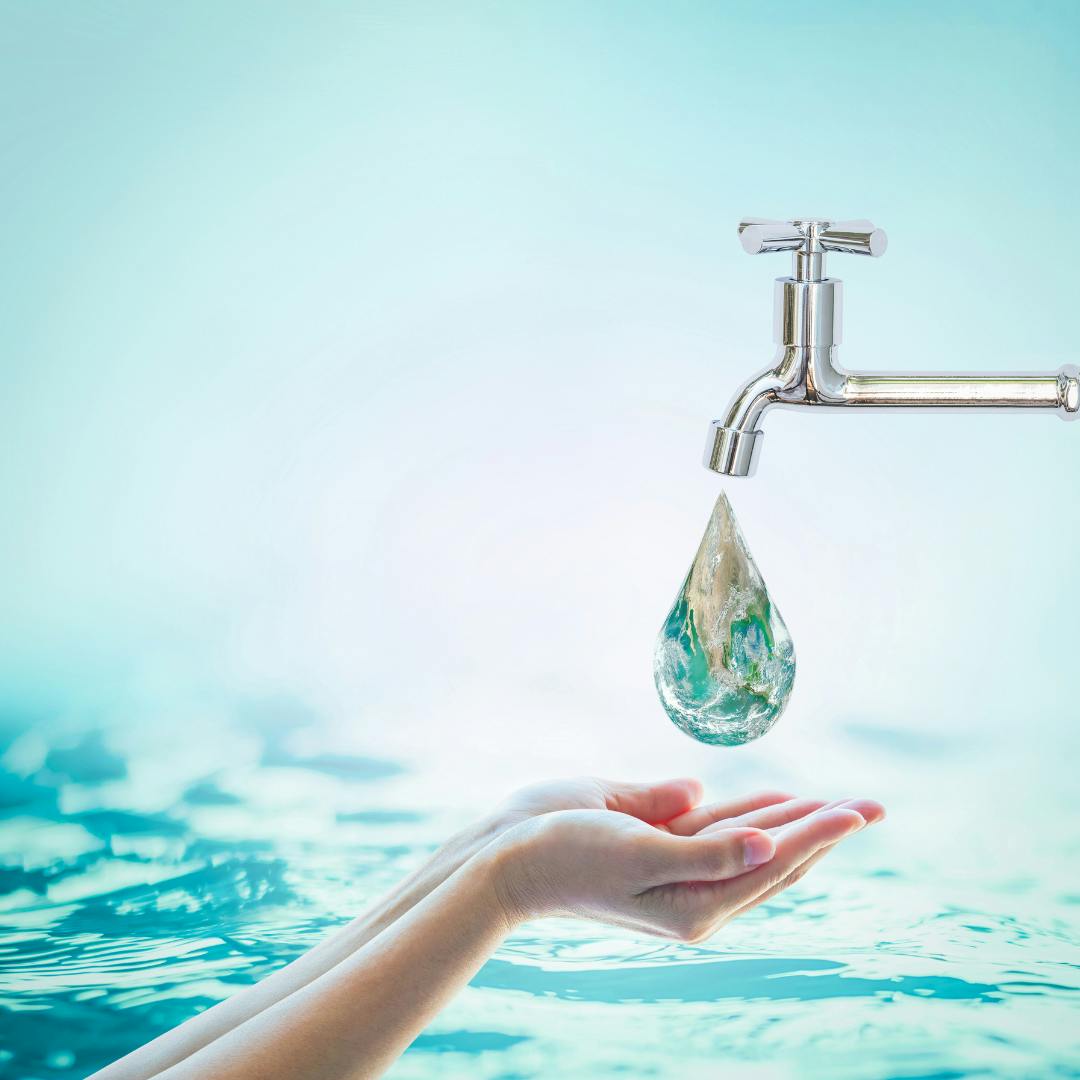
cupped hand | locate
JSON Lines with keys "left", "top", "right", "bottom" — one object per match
{"left": 491, "top": 789, "right": 884, "bottom": 942}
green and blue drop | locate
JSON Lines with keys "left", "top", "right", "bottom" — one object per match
{"left": 654, "top": 493, "right": 796, "bottom": 745}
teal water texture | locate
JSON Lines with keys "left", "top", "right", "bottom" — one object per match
{"left": 1, "top": 708, "right": 1078, "bottom": 1079}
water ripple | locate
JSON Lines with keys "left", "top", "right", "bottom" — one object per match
{"left": 1, "top": 714, "right": 1079, "bottom": 1080}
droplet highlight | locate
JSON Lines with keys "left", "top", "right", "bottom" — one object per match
{"left": 654, "top": 492, "right": 795, "bottom": 745}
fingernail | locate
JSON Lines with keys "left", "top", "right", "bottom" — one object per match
{"left": 743, "top": 833, "right": 774, "bottom": 867}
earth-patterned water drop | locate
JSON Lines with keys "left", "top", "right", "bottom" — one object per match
{"left": 654, "top": 492, "right": 795, "bottom": 745}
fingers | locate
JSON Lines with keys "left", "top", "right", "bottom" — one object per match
{"left": 717, "top": 807, "right": 867, "bottom": 910}
{"left": 824, "top": 797, "right": 885, "bottom": 826}
{"left": 694, "top": 795, "right": 886, "bottom": 837}
{"left": 697, "top": 796, "right": 829, "bottom": 834}
{"left": 728, "top": 840, "right": 840, "bottom": 920}
{"left": 665, "top": 789, "right": 796, "bottom": 837}
{"left": 644, "top": 827, "right": 776, "bottom": 885}
{"left": 601, "top": 777, "right": 704, "bottom": 825}
{"left": 726, "top": 801, "right": 884, "bottom": 918}
{"left": 649, "top": 801, "right": 884, "bottom": 941}
{"left": 766, "top": 797, "right": 885, "bottom": 837}
{"left": 630, "top": 798, "right": 884, "bottom": 943}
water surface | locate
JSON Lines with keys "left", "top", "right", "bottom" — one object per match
{"left": 1, "top": 707, "right": 1077, "bottom": 1079}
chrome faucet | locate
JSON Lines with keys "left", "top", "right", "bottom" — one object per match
{"left": 705, "top": 217, "right": 1080, "bottom": 477}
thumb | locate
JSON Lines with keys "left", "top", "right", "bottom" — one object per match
{"left": 647, "top": 827, "right": 776, "bottom": 883}
{"left": 601, "top": 777, "right": 704, "bottom": 824}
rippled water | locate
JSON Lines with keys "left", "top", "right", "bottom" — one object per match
{"left": 1, "top": 704, "right": 1078, "bottom": 1079}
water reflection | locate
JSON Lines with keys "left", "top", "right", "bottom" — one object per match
{"left": 471, "top": 956, "right": 1007, "bottom": 1004}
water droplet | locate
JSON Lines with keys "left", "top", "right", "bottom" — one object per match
{"left": 654, "top": 492, "right": 795, "bottom": 745}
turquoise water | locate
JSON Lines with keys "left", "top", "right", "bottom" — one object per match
{"left": 1, "top": 707, "right": 1078, "bottom": 1079}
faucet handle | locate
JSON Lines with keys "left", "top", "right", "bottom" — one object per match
{"left": 737, "top": 219, "right": 806, "bottom": 254}
{"left": 738, "top": 217, "right": 887, "bottom": 282}
{"left": 739, "top": 218, "right": 887, "bottom": 257}
{"left": 817, "top": 219, "right": 888, "bottom": 257}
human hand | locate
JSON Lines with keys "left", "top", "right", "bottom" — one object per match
{"left": 424, "top": 776, "right": 707, "bottom": 894}
{"left": 490, "top": 791, "right": 884, "bottom": 942}
{"left": 360, "top": 777, "right": 711, "bottom": 948}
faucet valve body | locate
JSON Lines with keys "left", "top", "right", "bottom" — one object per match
{"left": 705, "top": 217, "right": 1078, "bottom": 477}
{"left": 775, "top": 277, "right": 842, "bottom": 349}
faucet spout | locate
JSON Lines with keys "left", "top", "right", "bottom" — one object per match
{"left": 704, "top": 344, "right": 844, "bottom": 476}
{"left": 703, "top": 364, "right": 786, "bottom": 477}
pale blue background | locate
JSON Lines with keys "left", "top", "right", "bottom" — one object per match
{"left": 2, "top": 2, "right": 1077, "bottom": 742}
{"left": 1, "top": 4, "right": 1078, "bottom": 1076}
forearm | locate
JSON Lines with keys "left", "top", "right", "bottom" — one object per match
{"left": 90, "top": 814, "right": 508, "bottom": 1080}
{"left": 154, "top": 842, "right": 520, "bottom": 1080}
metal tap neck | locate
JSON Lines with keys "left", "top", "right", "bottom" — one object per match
{"left": 788, "top": 219, "right": 831, "bottom": 282}
{"left": 793, "top": 250, "right": 827, "bottom": 282}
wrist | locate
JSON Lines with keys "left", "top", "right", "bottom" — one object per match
{"left": 477, "top": 817, "right": 553, "bottom": 926}
{"left": 419, "top": 811, "right": 509, "bottom": 885}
